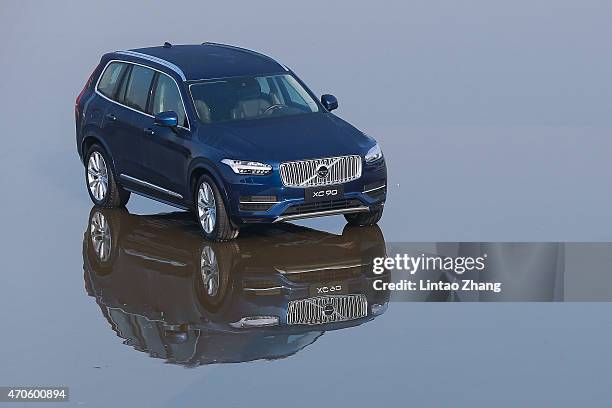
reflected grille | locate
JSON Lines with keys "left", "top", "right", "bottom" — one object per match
{"left": 287, "top": 294, "right": 368, "bottom": 325}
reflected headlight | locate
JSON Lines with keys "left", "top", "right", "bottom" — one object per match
{"left": 365, "top": 144, "right": 383, "bottom": 163}
{"left": 371, "top": 303, "right": 388, "bottom": 316}
{"left": 221, "top": 159, "right": 272, "bottom": 175}
{"left": 229, "top": 316, "right": 280, "bottom": 328}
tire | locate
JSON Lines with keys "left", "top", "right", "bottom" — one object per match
{"left": 85, "top": 144, "right": 130, "bottom": 208}
{"left": 194, "top": 242, "right": 235, "bottom": 311}
{"left": 86, "top": 206, "right": 125, "bottom": 276}
{"left": 194, "top": 175, "right": 239, "bottom": 241}
{"left": 344, "top": 206, "right": 384, "bottom": 226}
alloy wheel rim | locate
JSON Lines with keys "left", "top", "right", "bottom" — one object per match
{"left": 90, "top": 211, "right": 112, "bottom": 262}
{"left": 200, "top": 246, "right": 219, "bottom": 296}
{"left": 87, "top": 151, "right": 108, "bottom": 201}
{"left": 197, "top": 182, "right": 216, "bottom": 233}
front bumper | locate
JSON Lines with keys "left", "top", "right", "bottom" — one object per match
{"left": 219, "top": 159, "right": 387, "bottom": 224}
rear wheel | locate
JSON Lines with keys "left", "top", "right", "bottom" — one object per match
{"left": 344, "top": 206, "right": 384, "bottom": 226}
{"left": 195, "top": 175, "right": 239, "bottom": 241}
{"left": 85, "top": 145, "right": 130, "bottom": 207}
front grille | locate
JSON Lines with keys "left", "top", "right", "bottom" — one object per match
{"left": 280, "top": 155, "right": 362, "bottom": 187}
{"left": 287, "top": 294, "right": 368, "bottom": 325}
{"left": 283, "top": 199, "right": 363, "bottom": 216}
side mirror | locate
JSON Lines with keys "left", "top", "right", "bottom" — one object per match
{"left": 154, "top": 111, "right": 178, "bottom": 127}
{"left": 321, "top": 94, "right": 338, "bottom": 111}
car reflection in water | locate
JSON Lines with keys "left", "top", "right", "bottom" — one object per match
{"left": 83, "top": 207, "right": 390, "bottom": 366}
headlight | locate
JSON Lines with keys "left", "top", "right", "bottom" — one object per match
{"left": 221, "top": 159, "right": 272, "bottom": 175}
{"left": 365, "top": 144, "right": 383, "bottom": 163}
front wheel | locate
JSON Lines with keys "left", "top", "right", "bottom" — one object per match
{"left": 344, "top": 206, "right": 384, "bottom": 226}
{"left": 195, "top": 175, "right": 239, "bottom": 241}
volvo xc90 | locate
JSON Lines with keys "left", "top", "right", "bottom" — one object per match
{"left": 75, "top": 42, "right": 387, "bottom": 240}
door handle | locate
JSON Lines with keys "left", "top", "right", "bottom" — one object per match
{"left": 105, "top": 113, "right": 117, "bottom": 121}
{"left": 144, "top": 128, "right": 155, "bottom": 136}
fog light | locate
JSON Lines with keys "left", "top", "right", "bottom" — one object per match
{"left": 239, "top": 195, "right": 278, "bottom": 203}
{"left": 229, "top": 316, "right": 280, "bottom": 328}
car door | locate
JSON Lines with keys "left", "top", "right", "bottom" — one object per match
{"left": 111, "top": 63, "right": 156, "bottom": 184}
{"left": 97, "top": 61, "right": 132, "bottom": 171}
{"left": 146, "top": 72, "right": 192, "bottom": 198}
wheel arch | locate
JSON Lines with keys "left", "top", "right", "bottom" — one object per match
{"left": 81, "top": 130, "right": 116, "bottom": 170}
{"left": 187, "top": 158, "right": 232, "bottom": 214}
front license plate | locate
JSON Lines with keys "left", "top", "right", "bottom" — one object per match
{"left": 309, "top": 281, "right": 349, "bottom": 297}
{"left": 304, "top": 184, "right": 344, "bottom": 203}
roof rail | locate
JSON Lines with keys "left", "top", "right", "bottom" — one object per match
{"left": 116, "top": 50, "right": 186, "bottom": 81}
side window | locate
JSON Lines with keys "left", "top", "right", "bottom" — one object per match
{"left": 97, "top": 62, "right": 127, "bottom": 99}
{"left": 151, "top": 74, "right": 188, "bottom": 127}
{"left": 116, "top": 65, "right": 131, "bottom": 104}
{"left": 123, "top": 65, "right": 155, "bottom": 112}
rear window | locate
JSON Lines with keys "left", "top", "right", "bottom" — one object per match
{"left": 97, "top": 62, "right": 127, "bottom": 99}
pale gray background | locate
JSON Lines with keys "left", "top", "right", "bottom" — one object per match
{"left": 2, "top": 0, "right": 612, "bottom": 241}
{"left": 1, "top": 1, "right": 612, "bottom": 407}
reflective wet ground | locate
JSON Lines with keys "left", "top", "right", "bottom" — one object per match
{"left": 83, "top": 209, "right": 389, "bottom": 364}
{"left": 3, "top": 1, "right": 612, "bottom": 406}
{"left": 2, "top": 203, "right": 612, "bottom": 406}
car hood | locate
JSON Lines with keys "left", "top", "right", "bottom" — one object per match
{"left": 200, "top": 113, "right": 375, "bottom": 163}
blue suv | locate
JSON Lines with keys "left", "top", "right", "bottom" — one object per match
{"left": 75, "top": 42, "right": 387, "bottom": 240}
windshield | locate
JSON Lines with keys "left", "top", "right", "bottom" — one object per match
{"left": 189, "top": 74, "right": 320, "bottom": 124}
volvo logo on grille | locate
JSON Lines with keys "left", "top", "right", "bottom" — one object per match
{"left": 323, "top": 303, "right": 335, "bottom": 316}
{"left": 316, "top": 164, "right": 329, "bottom": 179}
